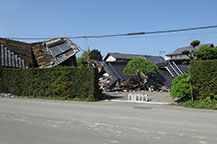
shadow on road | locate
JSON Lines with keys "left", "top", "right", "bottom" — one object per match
{"left": 100, "top": 93, "right": 123, "bottom": 101}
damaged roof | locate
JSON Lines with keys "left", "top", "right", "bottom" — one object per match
{"left": 0, "top": 37, "right": 80, "bottom": 68}
{"left": 104, "top": 52, "right": 165, "bottom": 64}
{"left": 0, "top": 38, "right": 35, "bottom": 67}
{"left": 32, "top": 38, "right": 80, "bottom": 68}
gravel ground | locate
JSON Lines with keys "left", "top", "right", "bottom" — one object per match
{"left": 103, "top": 91, "right": 175, "bottom": 104}
{"left": 0, "top": 93, "right": 16, "bottom": 98}
{"left": 0, "top": 91, "right": 174, "bottom": 104}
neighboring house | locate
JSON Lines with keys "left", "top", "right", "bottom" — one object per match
{"left": 159, "top": 43, "right": 215, "bottom": 86}
{"left": 104, "top": 52, "right": 166, "bottom": 64}
{"left": 0, "top": 37, "right": 80, "bottom": 68}
{"left": 165, "top": 43, "right": 214, "bottom": 60}
{"left": 162, "top": 43, "right": 215, "bottom": 82}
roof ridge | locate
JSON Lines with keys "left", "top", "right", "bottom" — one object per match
{"left": 0, "top": 37, "right": 32, "bottom": 45}
{"left": 108, "top": 52, "right": 162, "bottom": 57}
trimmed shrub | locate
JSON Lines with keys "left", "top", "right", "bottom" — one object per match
{"left": 190, "top": 60, "right": 217, "bottom": 100}
{"left": 171, "top": 74, "right": 192, "bottom": 100}
{"left": 0, "top": 67, "right": 100, "bottom": 101}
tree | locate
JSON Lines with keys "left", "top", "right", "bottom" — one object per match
{"left": 195, "top": 45, "right": 217, "bottom": 60}
{"left": 190, "top": 40, "right": 200, "bottom": 48}
{"left": 77, "top": 51, "right": 88, "bottom": 67}
{"left": 89, "top": 49, "right": 103, "bottom": 61}
{"left": 123, "top": 57, "right": 159, "bottom": 79}
{"left": 181, "top": 40, "right": 201, "bottom": 59}
{"left": 181, "top": 50, "right": 194, "bottom": 59}
{"left": 77, "top": 49, "right": 103, "bottom": 67}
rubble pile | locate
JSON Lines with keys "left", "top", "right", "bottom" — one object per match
{"left": 94, "top": 60, "right": 170, "bottom": 93}
{"left": 98, "top": 73, "right": 169, "bottom": 92}
{"left": 98, "top": 73, "right": 111, "bottom": 90}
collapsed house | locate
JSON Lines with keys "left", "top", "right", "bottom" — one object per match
{"left": 0, "top": 37, "right": 80, "bottom": 68}
{"left": 95, "top": 53, "right": 171, "bottom": 92}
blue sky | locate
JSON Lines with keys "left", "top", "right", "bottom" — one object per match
{"left": 1, "top": 0, "right": 217, "bottom": 57}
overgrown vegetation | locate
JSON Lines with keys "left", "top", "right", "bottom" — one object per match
{"left": 0, "top": 67, "right": 100, "bottom": 101}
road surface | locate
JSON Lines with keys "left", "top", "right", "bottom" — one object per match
{"left": 0, "top": 98, "right": 217, "bottom": 144}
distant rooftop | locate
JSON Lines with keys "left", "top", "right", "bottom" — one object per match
{"left": 104, "top": 52, "right": 165, "bottom": 64}
{"left": 167, "top": 43, "right": 214, "bottom": 56}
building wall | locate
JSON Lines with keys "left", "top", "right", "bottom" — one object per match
{"left": 105, "top": 56, "right": 116, "bottom": 62}
{"left": 166, "top": 54, "right": 190, "bottom": 60}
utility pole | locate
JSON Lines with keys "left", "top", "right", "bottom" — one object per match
{"left": 87, "top": 46, "right": 90, "bottom": 67}
{"left": 85, "top": 38, "right": 91, "bottom": 67}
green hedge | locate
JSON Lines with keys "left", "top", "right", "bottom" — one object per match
{"left": 0, "top": 67, "right": 100, "bottom": 101}
{"left": 190, "top": 60, "right": 217, "bottom": 100}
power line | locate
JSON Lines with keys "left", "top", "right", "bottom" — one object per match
{"left": 4, "top": 25, "right": 217, "bottom": 40}
{"left": 127, "top": 31, "right": 217, "bottom": 39}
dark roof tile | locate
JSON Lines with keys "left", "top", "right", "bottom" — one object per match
{"left": 104, "top": 52, "right": 165, "bottom": 64}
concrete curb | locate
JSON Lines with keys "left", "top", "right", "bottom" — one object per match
{"left": 104, "top": 99, "right": 170, "bottom": 105}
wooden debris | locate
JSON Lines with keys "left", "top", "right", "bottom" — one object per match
{"left": 98, "top": 73, "right": 169, "bottom": 92}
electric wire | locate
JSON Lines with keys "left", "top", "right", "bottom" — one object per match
{"left": 4, "top": 25, "right": 217, "bottom": 40}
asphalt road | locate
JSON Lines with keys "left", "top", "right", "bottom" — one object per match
{"left": 0, "top": 98, "right": 217, "bottom": 144}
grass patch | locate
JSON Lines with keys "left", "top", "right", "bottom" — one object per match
{"left": 18, "top": 95, "right": 97, "bottom": 102}
{"left": 178, "top": 99, "right": 217, "bottom": 110}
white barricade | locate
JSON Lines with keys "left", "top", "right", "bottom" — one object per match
{"left": 128, "top": 93, "right": 148, "bottom": 102}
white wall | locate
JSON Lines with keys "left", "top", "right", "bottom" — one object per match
{"left": 105, "top": 56, "right": 116, "bottom": 62}
{"left": 166, "top": 54, "right": 190, "bottom": 60}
